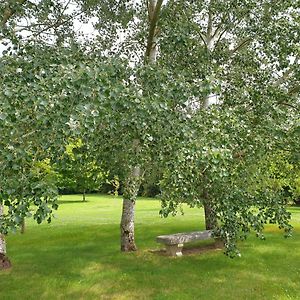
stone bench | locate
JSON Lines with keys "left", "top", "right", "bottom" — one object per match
{"left": 156, "top": 230, "right": 213, "bottom": 256}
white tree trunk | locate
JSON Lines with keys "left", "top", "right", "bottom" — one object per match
{"left": 202, "top": 9, "right": 217, "bottom": 230}
{"left": 120, "top": 198, "right": 137, "bottom": 251}
{"left": 0, "top": 204, "right": 11, "bottom": 269}
{"left": 0, "top": 236, "right": 6, "bottom": 256}
{"left": 120, "top": 166, "right": 141, "bottom": 251}
{"left": 0, "top": 205, "right": 6, "bottom": 255}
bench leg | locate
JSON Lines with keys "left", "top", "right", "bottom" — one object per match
{"left": 166, "top": 244, "right": 183, "bottom": 257}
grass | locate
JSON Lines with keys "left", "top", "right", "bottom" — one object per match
{"left": 1, "top": 194, "right": 300, "bottom": 300}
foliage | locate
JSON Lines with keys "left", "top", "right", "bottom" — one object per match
{"left": 56, "top": 139, "right": 105, "bottom": 199}
{"left": 0, "top": 44, "right": 130, "bottom": 233}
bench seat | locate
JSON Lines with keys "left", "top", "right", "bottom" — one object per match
{"left": 156, "top": 230, "right": 213, "bottom": 256}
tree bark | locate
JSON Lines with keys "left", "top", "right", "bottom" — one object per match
{"left": 202, "top": 95, "right": 217, "bottom": 230}
{"left": 120, "top": 166, "right": 141, "bottom": 251}
{"left": 145, "top": 0, "right": 163, "bottom": 63}
{"left": 120, "top": 198, "right": 137, "bottom": 251}
{"left": 82, "top": 189, "right": 86, "bottom": 202}
{"left": 0, "top": 205, "right": 11, "bottom": 270}
{"left": 203, "top": 200, "right": 217, "bottom": 230}
{"left": 20, "top": 218, "right": 25, "bottom": 234}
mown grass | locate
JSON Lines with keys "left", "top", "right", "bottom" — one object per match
{"left": 1, "top": 194, "right": 300, "bottom": 300}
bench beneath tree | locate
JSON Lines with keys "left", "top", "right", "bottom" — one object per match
{"left": 156, "top": 230, "right": 214, "bottom": 256}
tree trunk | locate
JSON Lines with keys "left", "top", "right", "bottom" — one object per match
{"left": 203, "top": 201, "right": 217, "bottom": 230}
{"left": 82, "top": 189, "right": 86, "bottom": 202}
{"left": 119, "top": 1, "right": 162, "bottom": 252}
{"left": 120, "top": 166, "right": 141, "bottom": 251}
{"left": 20, "top": 218, "right": 25, "bottom": 234}
{"left": 203, "top": 175, "right": 217, "bottom": 230}
{"left": 145, "top": 0, "right": 163, "bottom": 64}
{"left": 120, "top": 198, "right": 137, "bottom": 251}
{"left": 201, "top": 14, "right": 218, "bottom": 230}
{"left": 0, "top": 205, "right": 11, "bottom": 270}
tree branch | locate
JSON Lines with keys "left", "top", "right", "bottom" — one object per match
{"left": 211, "top": 21, "right": 224, "bottom": 41}
{"left": 214, "top": 28, "right": 227, "bottom": 48}
{"left": 206, "top": 10, "right": 213, "bottom": 50}
{"left": 230, "top": 37, "right": 251, "bottom": 55}
{"left": 144, "top": 0, "right": 163, "bottom": 63}
{"left": 32, "top": 9, "right": 84, "bottom": 39}
{"left": 1, "top": 0, "right": 27, "bottom": 28}
{"left": 287, "top": 85, "right": 300, "bottom": 97}
{"left": 278, "top": 102, "right": 299, "bottom": 111}
{"left": 274, "top": 56, "right": 299, "bottom": 87}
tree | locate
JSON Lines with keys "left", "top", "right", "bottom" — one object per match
{"left": 57, "top": 139, "right": 105, "bottom": 201}
{"left": 0, "top": 1, "right": 86, "bottom": 267}
{"left": 119, "top": 0, "right": 163, "bottom": 251}
{"left": 157, "top": 0, "right": 299, "bottom": 230}
{"left": 156, "top": 0, "right": 299, "bottom": 255}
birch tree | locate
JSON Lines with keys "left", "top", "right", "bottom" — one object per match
{"left": 119, "top": 0, "right": 163, "bottom": 251}
{"left": 157, "top": 0, "right": 299, "bottom": 255}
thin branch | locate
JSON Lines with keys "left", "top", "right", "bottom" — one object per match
{"left": 288, "top": 85, "right": 300, "bottom": 96}
{"left": 230, "top": 37, "right": 252, "bottom": 55}
{"left": 278, "top": 102, "right": 299, "bottom": 111}
{"left": 62, "top": 0, "right": 72, "bottom": 15}
{"left": 211, "top": 22, "right": 223, "bottom": 40}
{"left": 275, "top": 56, "right": 299, "bottom": 87}
{"left": 214, "top": 28, "right": 227, "bottom": 48}
{"left": 32, "top": 9, "right": 84, "bottom": 38}
{"left": 192, "top": 23, "right": 206, "bottom": 46}
{"left": 198, "top": 30, "right": 207, "bottom": 46}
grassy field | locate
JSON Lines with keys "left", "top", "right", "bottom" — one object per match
{"left": 1, "top": 194, "right": 300, "bottom": 300}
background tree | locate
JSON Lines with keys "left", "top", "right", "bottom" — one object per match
{"left": 57, "top": 139, "right": 106, "bottom": 201}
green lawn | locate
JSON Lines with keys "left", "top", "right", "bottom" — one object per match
{"left": 1, "top": 194, "right": 300, "bottom": 300}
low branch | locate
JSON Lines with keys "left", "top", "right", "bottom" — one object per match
{"left": 211, "top": 23, "right": 223, "bottom": 40}
{"left": 198, "top": 31, "right": 207, "bottom": 46}
{"left": 214, "top": 28, "right": 227, "bottom": 48}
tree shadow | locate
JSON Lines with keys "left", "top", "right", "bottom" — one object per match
{"left": 57, "top": 200, "right": 88, "bottom": 204}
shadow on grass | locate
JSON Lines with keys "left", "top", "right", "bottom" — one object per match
{"left": 57, "top": 200, "right": 88, "bottom": 204}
